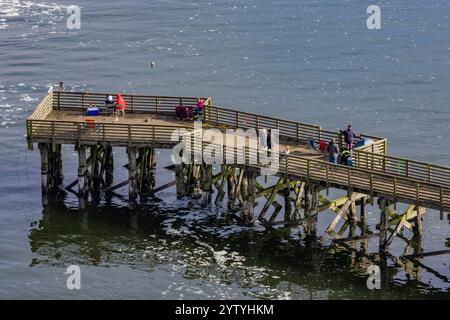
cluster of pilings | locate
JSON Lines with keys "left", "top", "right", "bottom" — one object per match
{"left": 39, "top": 143, "right": 426, "bottom": 253}
{"left": 127, "top": 147, "right": 156, "bottom": 201}
{"left": 39, "top": 143, "right": 157, "bottom": 207}
{"left": 39, "top": 143, "right": 63, "bottom": 205}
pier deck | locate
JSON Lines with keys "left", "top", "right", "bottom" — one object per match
{"left": 26, "top": 90, "right": 450, "bottom": 254}
{"left": 39, "top": 109, "right": 324, "bottom": 159}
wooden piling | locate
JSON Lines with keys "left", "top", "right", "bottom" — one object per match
{"left": 77, "top": 145, "right": 87, "bottom": 196}
{"left": 137, "top": 147, "right": 156, "bottom": 197}
{"left": 413, "top": 205, "right": 424, "bottom": 237}
{"left": 127, "top": 147, "right": 138, "bottom": 200}
{"left": 175, "top": 164, "right": 186, "bottom": 198}
{"left": 104, "top": 145, "right": 114, "bottom": 186}
{"left": 305, "top": 184, "right": 318, "bottom": 237}
{"left": 284, "top": 178, "right": 292, "bottom": 221}
{"left": 348, "top": 190, "right": 358, "bottom": 226}
{"left": 379, "top": 198, "right": 388, "bottom": 252}
{"left": 90, "top": 145, "right": 100, "bottom": 190}
{"left": 360, "top": 196, "right": 366, "bottom": 235}
{"left": 39, "top": 143, "right": 50, "bottom": 205}
{"left": 200, "top": 164, "right": 213, "bottom": 206}
{"left": 226, "top": 168, "right": 236, "bottom": 209}
{"left": 246, "top": 169, "right": 257, "bottom": 220}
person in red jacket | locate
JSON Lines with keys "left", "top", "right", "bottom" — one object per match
{"left": 115, "top": 93, "right": 127, "bottom": 117}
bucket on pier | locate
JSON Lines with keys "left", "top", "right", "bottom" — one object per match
{"left": 85, "top": 118, "right": 96, "bottom": 129}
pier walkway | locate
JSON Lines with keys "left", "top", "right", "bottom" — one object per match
{"left": 26, "top": 90, "right": 450, "bottom": 254}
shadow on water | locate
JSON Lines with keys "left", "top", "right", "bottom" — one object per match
{"left": 29, "top": 192, "right": 449, "bottom": 299}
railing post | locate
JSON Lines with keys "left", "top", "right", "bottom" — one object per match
{"left": 102, "top": 123, "right": 105, "bottom": 143}
{"left": 348, "top": 168, "right": 351, "bottom": 188}
{"left": 393, "top": 178, "right": 397, "bottom": 202}
{"left": 306, "top": 159, "right": 310, "bottom": 180}
{"left": 369, "top": 173, "right": 374, "bottom": 202}
{"left": 296, "top": 123, "right": 299, "bottom": 142}
{"left": 371, "top": 152, "right": 374, "bottom": 170}
{"left": 285, "top": 155, "right": 289, "bottom": 173}
{"left": 51, "top": 122, "right": 55, "bottom": 143}
{"left": 128, "top": 124, "right": 131, "bottom": 145}
{"left": 77, "top": 122, "right": 81, "bottom": 146}
{"left": 216, "top": 107, "right": 219, "bottom": 125}
{"left": 57, "top": 91, "right": 61, "bottom": 110}
{"left": 131, "top": 96, "right": 134, "bottom": 114}
{"left": 155, "top": 97, "right": 158, "bottom": 113}
{"left": 236, "top": 112, "right": 239, "bottom": 128}
{"left": 428, "top": 163, "right": 432, "bottom": 182}
{"left": 416, "top": 183, "right": 420, "bottom": 206}
{"left": 26, "top": 120, "right": 32, "bottom": 141}
{"left": 405, "top": 160, "right": 409, "bottom": 177}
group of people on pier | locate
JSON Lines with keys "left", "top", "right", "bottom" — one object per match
{"left": 104, "top": 94, "right": 127, "bottom": 117}
{"left": 175, "top": 98, "right": 204, "bottom": 120}
{"left": 327, "top": 125, "right": 356, "bottom": 165}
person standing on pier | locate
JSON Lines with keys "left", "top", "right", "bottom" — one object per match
{"left": 115, "top": 93, "right": 127, "bottom": 117}
{"left": 195, "top": 97, "right": 204, "bottom": 119}
{"left": 327, "top": 138, "right": 339, "bottom": 164}
{"left": 342, "top": 125, "right": 356, "bottom": 150}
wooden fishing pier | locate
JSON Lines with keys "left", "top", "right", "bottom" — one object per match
{"left": 26, "top": 89, "right": 450, "bottom": 255}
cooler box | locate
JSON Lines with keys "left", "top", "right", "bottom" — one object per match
{"left": 86, "top": 106, "right": 99, "bottom": 116}
{"left": 354, "top": 139, "right": 365, "bottom": 148}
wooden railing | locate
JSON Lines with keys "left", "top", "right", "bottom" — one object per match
{"left": 278, "top": 152, "right": 449, "bottom": 212}
{"left": 52, "top": 90, "right": 209, "bottom": 114}
{"left": 25, "top": 91, "right": 450, "bottom": 210}
{"left": 27, "top": 91, "right": 53, "bottom": 121}
{"left": 353, "top": 150, "right": 450, "bottom": 188}
{"left": 357, "top": 138, "right": 387, "bottom": 155}
{"left": 27, "top": 119, "right": 185, "bottom": 146}
{"left": 38, "top": 91, "right": 387, "bottom": 156}
{"left": 25, "top": 118, "right": 450, "bottom": 211}
{"left": 26, "top": 91, "right": 53, "bottom": 147}
{"left": 202, "top": 104, "right": 387, "bottom": 155}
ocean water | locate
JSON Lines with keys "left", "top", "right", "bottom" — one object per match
{"left": 0, "top": 0, "right": 449, "bottom": 299}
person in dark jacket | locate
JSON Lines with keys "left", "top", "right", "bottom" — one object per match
{"left": 327, "top": 138, "right": 339, "bottom": 164}
{"left": 342, "top": 125, "right": 356, "bottom": 150}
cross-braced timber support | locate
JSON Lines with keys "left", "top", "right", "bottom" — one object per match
{"left": 378, "top": 199, "right": 426, "bottom": 253}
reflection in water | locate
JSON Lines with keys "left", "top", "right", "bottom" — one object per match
{"left": 29, "top": 196, "right": 449, "bottom": 299}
